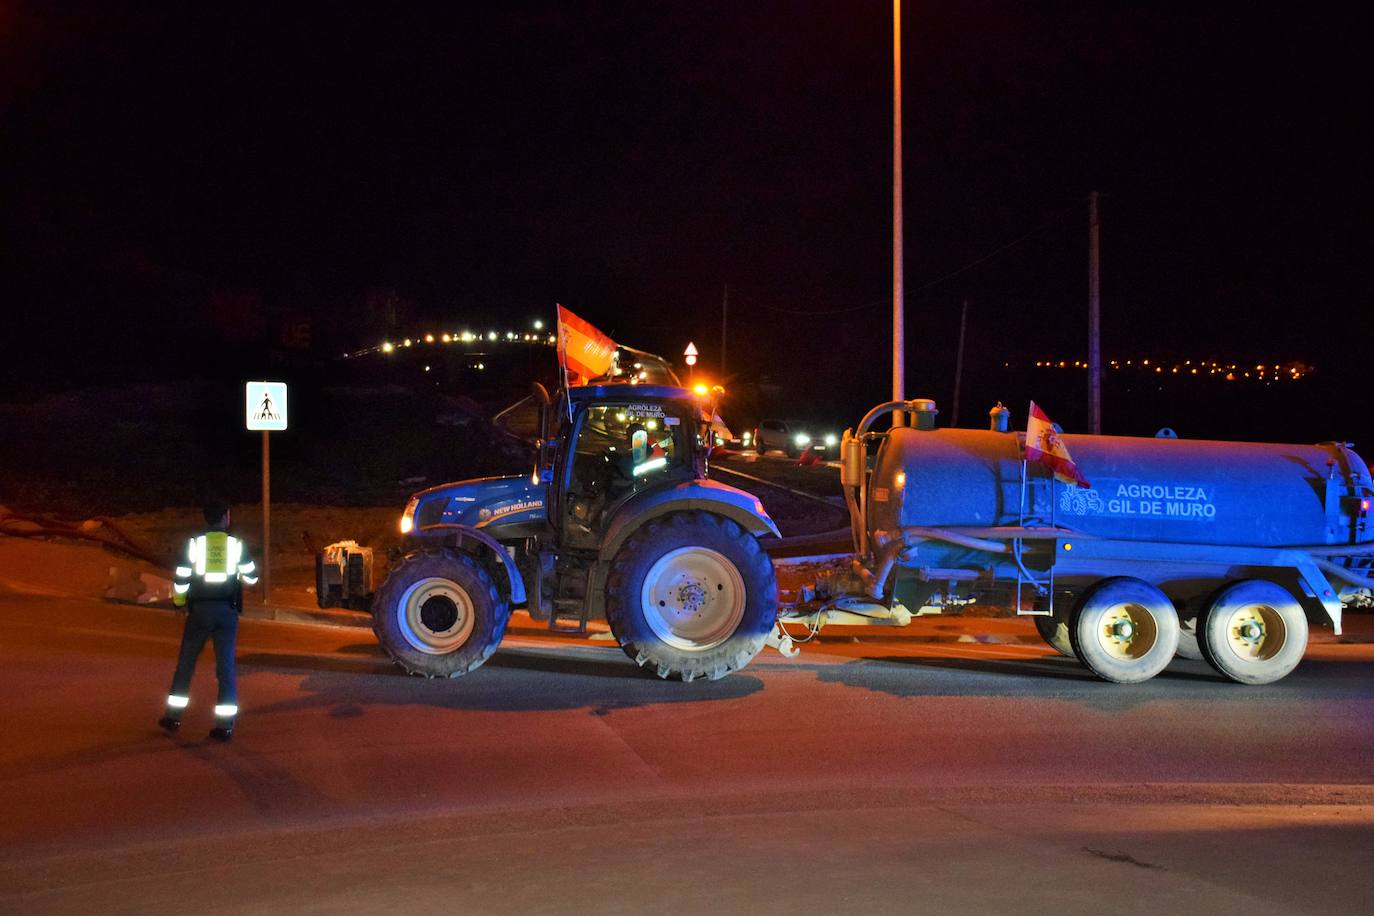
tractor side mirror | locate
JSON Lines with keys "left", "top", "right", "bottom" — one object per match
{"left": 530, "top": 382, "right": 551, "bottom": 442}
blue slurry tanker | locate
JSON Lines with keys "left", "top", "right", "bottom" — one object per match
{"left": 803, "top": 398, "right": 1374, "bottom": 685}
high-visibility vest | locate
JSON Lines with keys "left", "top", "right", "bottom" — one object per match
{"left": 172, "top": 532, "right": 258, "bottom": 606}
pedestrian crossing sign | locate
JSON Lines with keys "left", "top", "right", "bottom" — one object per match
{"left": 246, "top": 381, "right": 288, "bottom": 431}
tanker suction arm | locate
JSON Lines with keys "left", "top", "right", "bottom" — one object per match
{"left": 842, "top": 400, "right": 925, "bottom": 560}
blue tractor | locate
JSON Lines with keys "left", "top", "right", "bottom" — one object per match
{"left": 370, "top": 383, "right": 781, "bottom": 680}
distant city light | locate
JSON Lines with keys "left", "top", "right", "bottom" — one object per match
{"left": 1024, "top": 357, "right": 1310, "bottom": 382}
{"left": 361, "top": 324, "right": 578, "bottom": 361}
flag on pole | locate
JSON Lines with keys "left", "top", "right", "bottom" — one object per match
{"left": 1025, "top": 401, "right": 1091, "bottom": 488}
{"left": 556, "top": 304, "right": 617, "bottom": 384}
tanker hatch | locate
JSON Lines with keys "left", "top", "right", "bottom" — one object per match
{"left": 910, "top": 398, "right": 938, "bottom": 430}
{"left": 989, "top": 402, "right": 1010, "bottom": 433}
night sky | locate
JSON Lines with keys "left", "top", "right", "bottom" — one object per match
{"left": 2, "top": 2, "right": 1370, "bottom": 428}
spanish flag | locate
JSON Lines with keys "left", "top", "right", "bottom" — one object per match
{"left": 556, "top": 304, "right": 617, "bottom": 384}
{"left": 1025, "top": 401, "right": 1091, "bottom": 489}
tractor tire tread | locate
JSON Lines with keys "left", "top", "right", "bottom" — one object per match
{"left": 606, "top": 512, "right": 777, "bottom": 681}
{"left": 371, "top": 548, "right": 509, "bottom": 679}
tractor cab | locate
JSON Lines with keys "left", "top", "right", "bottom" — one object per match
{"left": 541, "top": 385, "right": 711, "bottom": 551}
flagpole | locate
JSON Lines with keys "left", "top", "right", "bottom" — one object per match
{"left": 1017, "top": 454, "right": 1028, "bottom": 612}
{"left": 561, "top": 359, "right": 573, "bottom": 425}
{"left": 555, "top": 303, "right": 574, "bottom": 425}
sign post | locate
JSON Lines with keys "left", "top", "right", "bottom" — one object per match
{"left": 246, "top": 381, "right": 288, "bottom": 604}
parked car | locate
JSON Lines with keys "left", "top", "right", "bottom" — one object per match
{"left": 752, "top": 419, "right": 838, "bottom": 458}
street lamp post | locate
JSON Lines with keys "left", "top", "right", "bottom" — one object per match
{"left": 892, "top": 0, "right": 905, "bottom": 424}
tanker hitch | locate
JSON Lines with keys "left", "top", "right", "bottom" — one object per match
{"left": 769, "top": 597, "right": 918, "bottom": 657}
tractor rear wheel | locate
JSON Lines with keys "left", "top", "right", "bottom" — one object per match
{"left": 372, "top": 549, "right": 510, "bottom": 678}
{"left": 606, "top": 512, "right": 778, "bottom": 681}
{"left": 1196, "top": 579, "right": 1308, "bottom": 685}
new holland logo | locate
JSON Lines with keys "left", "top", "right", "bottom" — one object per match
{"left": 491, "top": 500, "right": 543, "bottom": 518}
{"left": 477, "top": 500, "right": 545, "bottom": 524}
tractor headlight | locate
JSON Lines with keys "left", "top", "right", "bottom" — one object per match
{"left": 399, "top": 496, "right": 418, "bottom": 534}
{"left": 824, "top": 433, "right": 838, "bottom": 447}
{"left": 794, "top": 433, "right": 811, "bottom": 447}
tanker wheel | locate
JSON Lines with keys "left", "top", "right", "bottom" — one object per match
{"left": 371, "top": 549, "right": 510, "bottom": 678}
{"left": 1032, "top": 607, "right": 1074, "bottom": 658}
{"left": 606, "top": 512, "right": 778, "bottom": 681}
{"left": 1175, "top": 615, "right": 1203, "bottom": 661}
{"left": 1196, "top": 580, "right": 1308, "bottom": 685}
{"left": 1068, "top": 577, "right": 1180, "bottom": 684}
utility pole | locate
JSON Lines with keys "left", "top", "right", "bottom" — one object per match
{"left": 261, "top": 430, "right": 271, "bottom": 603}
{"left": 1088, "top": 191, "right": 1102, "bottom": 434}
{"left": 892, "top": 0, "right": 906, "bottom": 424}
{"left": 721, "top": 283, "right": 728, "bottom": 378}
{"left": 952, "top": 299, "right": 967, "bottom": 427}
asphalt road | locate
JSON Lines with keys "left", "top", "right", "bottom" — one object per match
{"left": 3, "top": 587, "right": 1373, "bottom": 914}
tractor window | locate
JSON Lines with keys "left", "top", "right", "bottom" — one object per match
{"left": 565, "top": 404, "right": 684, "bottom": 535}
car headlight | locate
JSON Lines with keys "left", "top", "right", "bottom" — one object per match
{"left": 794, "top": 433, "right": 811, "bottom": 446}
{"left": 399, "top": 496, "right": 418, "bottom": 534}
{"left": 824, "top": 433, "right": 838, "bottom": 447}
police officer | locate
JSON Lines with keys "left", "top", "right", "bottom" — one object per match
{"left": 158, "top": 504, "right": 257, "bottom": 741}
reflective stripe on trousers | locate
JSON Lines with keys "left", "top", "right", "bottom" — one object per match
{"left": 168, "top": 599, "right": 239, "bottom": 711}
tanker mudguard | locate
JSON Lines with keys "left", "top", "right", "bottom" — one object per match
{"left": 408, "top": 524, "right": 527, "bottom": 606}
{"left": 598, "top": 479, "right": 780, "bottom": 561}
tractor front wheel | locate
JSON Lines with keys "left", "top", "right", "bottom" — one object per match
{"left": 372, "top": 549, "right": 510, "bottom": 678}
{"left": 606, "top": 513, "right": 778, "bottom": 681}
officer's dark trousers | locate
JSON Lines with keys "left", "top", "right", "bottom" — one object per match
{"left": 168, "top": 599, "right": 238, "bottom": 714}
